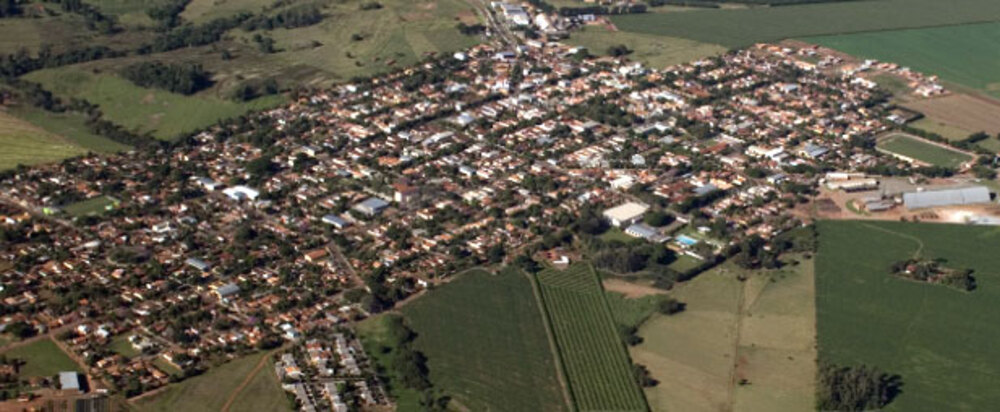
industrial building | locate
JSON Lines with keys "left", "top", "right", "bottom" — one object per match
{"left": 902, "top": 186, "right": 992, "bottom": 210}
{"left": 603, "top": 202, "right": 649, "bottom": 227}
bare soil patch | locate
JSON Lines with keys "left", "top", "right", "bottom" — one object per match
{"left": 905, "top": 94, "right": 1000, "bottom": 134}
{"left": 602, "top": 278, "right": 666, "bottom": 298}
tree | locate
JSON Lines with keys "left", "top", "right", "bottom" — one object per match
{"left": 817, "top": 364, "right": 902, "bottom": 411}
{"left": 657, "top": 298, "right": 685, "bottom": 315}
{"left": 607, "top": 44, "right": 632, "bottom": 57}
{"left": 643, "top": 211, "right": 673, "bottom": 227}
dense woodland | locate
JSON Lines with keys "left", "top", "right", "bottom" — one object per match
{"left": 120, "top": 61, "right": 213, "bottom": 95}
{"left": 817, "top": 364, "right": 902, "bottom": 411}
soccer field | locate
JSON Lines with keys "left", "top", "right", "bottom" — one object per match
{"left": 816, "top": 221, "right": 1000, "bottom": 411}
{"left": 877, "top": 133, "right": 972, "bottom": 168}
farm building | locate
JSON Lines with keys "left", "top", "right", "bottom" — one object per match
{"left": 903, "top": 186, "right": 992, "bottom": 210}
{"left": 603, "top": 202, "right": 649, "bottom": 227}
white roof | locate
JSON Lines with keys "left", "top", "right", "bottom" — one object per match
{"left": 903, "top": 186, "right": 991, "bottom": 210}
{"left": 603, "top": 202, "right": 649, "bottom": 222}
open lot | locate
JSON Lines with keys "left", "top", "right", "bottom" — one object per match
{"left": 1, "top": 338, "right": 82, "bottom": 378}
{"left": 877, "top": 133, "right": 972, "bottom": 168}
{"left": 806, "top": 22, "right": 1000, "bottom": 99}
{"left": 401, "top": 268, "right": 568, "bottom": 412}
{"left": 565, "top": 26, "right": 726, "bottom": 70}
{"left": 631, "top": 258, "right": 816, "bottom": 412}
{"left": 611, "top": 0, "right": 1000, "bottom": 47}
{"left": 905, "top": 94, "right": 1000, "bottom": 136}
{"left": 816, "top": 220, "right": 1000, "bottom": 411}
{"left": 63, "top": 195, "right": 119, "bottom": 217}
{"left": 133, "top": 351, "right": 278, "bottom": 411}
{"left": 0, "top": 110, "right": 86, "bottom": 170}
{"left": 536, "top": 263, "right": 647, "bottom": 411}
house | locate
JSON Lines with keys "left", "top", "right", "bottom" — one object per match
{"left": 353, "top": 197, "right": 390, "bottom": 217}
{"left": 185, "top": 258, "right": 211, "bottom": 272}
{"left": 214, "top": 283, "right": 240, "bottom": 300}
{"left": 603, "top": 202, "right": 649, "bottom": 227}
{"left": 393, "top": 184, "right": 419, "bottom": 206}
{"left": 625, "top": 223, "right": 667, "bottom": 243}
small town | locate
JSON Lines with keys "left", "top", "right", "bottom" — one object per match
{"left": 2, "top": 12, "right": 999, "bottom": 409}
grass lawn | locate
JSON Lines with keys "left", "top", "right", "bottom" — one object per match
{"left": 401, "top": 268, "right": 567, "bottom": 412}
{"left": 536, "top": 263, "right": 647, "bottom": 411}
{"left": 668, "top": 254, "right": 703, "bottom": 273}
{"left": 23, "top": 68, "right": 286, "bottom": 141}
{"left": 356, "top": 315, "right": 424, "bottom": 411}
{"left": 612, "top": 0, "right": 1000, "bottom": 48}
{"left": 631, "top": 257, "right": 817, "bottom": 412}
{"left": 135, "top": 352, "right": 269, "bottom": 411}
{"left": 8, "top": 105, "right": 130, "bottom": 154}
{"left": 877, "top": 133, "right": 972, "bottom": 168}
{"left": 2, "top": 338, "right": 82, "bottom": 378}
{"left": 565, "top": 26, "right": 726, "bottom": 69}
{"left": 909, "top": 117, "right": 974, "bottom": 142}
{"left": 604, "top": 291, "right": 663, "bottom": 329}
{"left": 599, "top": 227, "right": 642, "bottom": 245}
{"left": 63, "top": 195, "right": 119, "bottom": 217}
{"left": 108, "top": 335, "right": 141, "bottom": 359}
{"left": 227, "top": 357, "right": 292, "bottom": 412}
{"left": 0, "top": 110, "right": 86, "bottom": 170}
{"left": 806, "top": 22, "right": 1000, "bottom": 99}
{"left": 816, "top": 221, "right": 1000, "bottom": 411}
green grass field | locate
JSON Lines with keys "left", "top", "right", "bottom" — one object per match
{"left": 807, "top": 22, "right": 1000, "bottom": 99}
{"left": 877, "top": 133, "right": 972, "bottom": 167}
{"left": 227, "top": 359, "right": 292, "bottom": 412}
{"left": 0, "top": 110, "right": 87, "bottom": 170}
{"left": 134, "top": 351, "right": 274, "bottom": 411}
{"left": 816, "top": 221, "right": 1000, "bottom": 411}
{"left": 604, "top": 291, "right": 663, "bottom": 329}
{"left": 108, "top": 335, "right": 141, "bottom": 358}
{"left": 63, "top": 195, "right": 119, "bottom": 217}
{"left": 910, "top": 118, "right": 975, "bottom": 142}
{"left": 612, "top": 0, "right": 1000, "bottom": 47}
{"left": 401, "top": 268, "right": 568, "bottom": 412}
{"left": 565, "top": 26, "right": 726, "bottom": 69}
{"left": 1, "top": 338, "right": 82, "bottom": 378}
{"left": 536, "top": 263, "right": 647, "bottom": 411}
{"left": 24, "top": 68, "right": 285, "bottom": 140}
{"left": 9, "top": 105, "right": 130, "bottom": 154}
{"left": 631, "top": 258, "right": 817, "bottom": 412}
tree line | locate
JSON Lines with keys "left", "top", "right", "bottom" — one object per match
{"left": 43, "top": 0, "right": 119, "bottom": 33}
{"left": 240, "top": 5, "right": 323, "bottom": 31}
{"left": 120, "top": 61, "right": 212, "bottom": 95}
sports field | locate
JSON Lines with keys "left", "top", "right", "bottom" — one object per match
{"left": 24, "top": 68, "right": 286, "bottom": 140}
{"left": 134, "top": 351, "right": 285, "bottom": 411}
{"left": 877, "top": 133, "right": 972, "bottom": 168}
{"left": 1, "top": 338, "right": 83, "bottom": 378}
{"left": 402, "top": 268, "right": 568, "bottom": 412}
{"left": 0, "top": 110, "right": 86, "bottom": 170}
{"left": 536, "top": 263, "right": 647, "bottom": 412}
{"left": 631, "top": 258, "right": 817, "bottom": 412}
{"left": 807, "top": 22, "right": 1000, "bottom": 99}
{"left": 816, "top": 220, "right": 1000, "bottom": 411}
{"left": 565, "top": 26, "right": 726, "bottom": 70}
{"left": 611, "top": 0, "right": 1000, "bottom": 47}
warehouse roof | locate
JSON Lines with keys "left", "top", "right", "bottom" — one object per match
{"left": 903, "top": 186, "right": 991, "bottom": 210}
{"left": 603, "top": 202, "right": 649, "bottom": 222}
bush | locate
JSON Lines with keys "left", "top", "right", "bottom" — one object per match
{"left": 120, "top": 62, "right": 212, "bottom": 95}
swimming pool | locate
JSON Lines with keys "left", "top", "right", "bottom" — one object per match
{"left": 676, "top": 234, "right": 699, "bottom": 246}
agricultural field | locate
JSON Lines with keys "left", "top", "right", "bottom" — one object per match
{"left": 904, "top": 94, "right": 1000, "bottom": 136}
{"left": 401, "top": 268, "right": 568, "bottom": 412}
{"left": 564, "top": 26, "right": 726, "bottom": 70}
{"left": 806, "top": 22, "right": 1000, "bottom": 99}
{"left": 816, "top": 220, "right": 1000, "bottom": 411}
{"left": 1, "top": 338, "right": 82, "bottom": 378}
{"left": 536, "top": 263, "right": 647, "bottom": 411}
{"left": 631, "top": 257, "right": 817, "bottom": 412}
{"left": 134, "top": 351, "right": 278, "bottom": 411}
{"left": 909, "top": 118, "right": 975, "bottom": 142}
{"left": 227, "top": 361, "right": 293, "bottom": 412}
{"left": 24, "top": 68, "right": 285, "bottom": 141}
{"left": 8, "top": 105, "right": 130, "bottom": 154}
{"left": 877, "top": 133, "right": 972, "bottom": 168}
{"left": 0, "top": 110, "right": 87, "bottom": 170}
{"left": 604, "top": 291, "right": 664, "bottom": 329}
{"left": 611, "top": 0, "right": 1000, "bottom": 47}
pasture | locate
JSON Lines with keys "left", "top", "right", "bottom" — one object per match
{"left": 536, "top": 263, "right": 648, "bottom": 411}
{"left": 807, "top": 22, "right": 1000, "bottom": 99}
{"left": 816, "top": 220, "right": 1000, "bottom": 411}
{"left": 0, "top": 110, "right": 86, "bottom": 170}
{"left": 904, "top": 94, "right": 1000, "bottom": 136}
{"left": 401, "top": 268, "right": 568, "bottom": 412}
{"left": 9, "top": 105, "right": 130, "bottom": 154}
{"left": 611, "top": 0, "right": 1000, "bottom": 47}
{"left": 565, "top": 26, "right": 726, "bottom": 70}
{"left": 877, "top": 133, "right": 972, "bottom": 168}
{"left": 24, "top": 68, "right": 285, "bottom": 140}
{"left": 134, "top": 351, "right": 279, "bottom": 411}
{"left": 1, "top": 338, "right": 82, "bottom": 378}
{"left": 630, "top": 258, "right": 817, "bottom": 412}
